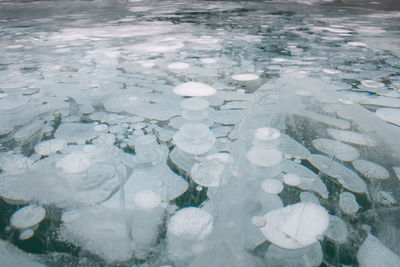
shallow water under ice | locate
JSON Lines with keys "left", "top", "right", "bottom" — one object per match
{"left": 0, "top": 0, "right": 400, "bottom": 266}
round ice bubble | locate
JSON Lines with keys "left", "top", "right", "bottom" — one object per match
{"left": 180, "top": 98, "right": 209, "bottom": 111}
{"left": 168, "top": 207, "right": 213, "bottom": 240}
{"left": 261, "top": 178, "right": 284, "bottom": 194}
{"left": 34, "top": 139, "right": 66, "bottom": 156}
{"left": 168, "top": 62, "right": 190, "bottom": 70}
{"left": 232, "top": 74, "right": 259, "bottom": 81}
{"left": 352, "top": 159, "right": 390, "bottom": 180}
{"left": 361, "top": 80, "right": 384, "bottom": 88}
{"left": 19, "top": 228, "right": 35, "bottom": 240}
{"left": 325, "top": 215, "right": 348, "bottom": 243}
{"left": 173, "top": 82, "right": 216, "bottom": 97}
{"left": 283, "top": 173, "right": 302, "bottom": 186}
{"left": 247, "top": 147, "right": 283, "bottom": 167}
{"left": 339, "top": 192, "right": 359, "bottom": 215}
{"left": 133, "top": 190, "right": 162, "bottom": 210}
{"left": 259, "top": 202, "right": 329, "bottom": 249}
{"left": 10, "top": 205, "right": 46, "bottom": 229}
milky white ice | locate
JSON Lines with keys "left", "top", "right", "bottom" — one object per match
{"left": 132, "top": 190, "right": 161, "bottom": 210}
{"left": 34, "top": 139, "right": 66, "bottom": 156}
{"left": 375, "top": 108, "right": 400, "bottom": 126}
{"left": 352, "top": 159, "right": 390, "bottom": 180}
{"left": 168, "top": 207, "right": 213, "bottom": 240}
{"left": 261, "top": 178, "right": 284, "bottom": 194}
{"left": 173, "top": 82, "right": 216, "bottom": 97}
{"left": 259, "top": 202, "right": 329, "bottom": 249}
{"left": 232, "top": 74, "right": 259, "bottom": 81}
{"left": 247, "top": 148, "right": 282, "bottom": 167}
{"left": 10, "top": 205, "right": 46, "bottom": 229}
{"left": 167, "top": 62, "right": 190, "bottom": 70}
{"left": 339, "top": 192, "right": 359, "bottom": 215}
{"left": 357, "top": 234, "right": 400, "bottom": 267}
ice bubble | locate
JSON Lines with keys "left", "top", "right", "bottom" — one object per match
{"left": 352, "top": 159, "right": 390, "bottom": 180}
{"left": 231, "top": 74, "right": 259, "bottom": 81}
{"left": 261, "top": 178, "right": 284, "bottom": 194}
{"left": 19, "top": 228, "right": 35, "bottom": 240}
{"left": 253, "top": 127, "right": 280, "bottom": 148}
{"left": 376, "top": 108, "right": 400, "bottom": 126}
{"left": 373, "top": 190, "right": 396, "bottom": 206}
{"left": 191, "top": 153, "right": 231, "bottom": 187}
{"left": 361, "top": 79, "right": 385, "bottom": 88}
{"left": 357, "top": 234, "right": 400, "bottom": 267}
{"left": 339, "top": 192, "right": 359, "bottom": 215}
{"left": 55, "top": 151, "right": 91, "bottom": 173}
{"left": 132, "top": 190, "right": 161, "bottom": 210}
{"left": 200, "top": 58, "right": 217, "bottom": 64}
{"left": 259, "top": 202, "right": 329, "bottom": 249}
{"left": 295, "top": 90, "right": 312, "bottom": 96}
{"left": 281, "top": 160, "right": 328, "bottom": 199}
{"left": 327, "top": 128, "right": 377, "bottom": 147}
{"left": 309, "top": 154, "right": 367, "bottom": 193}
{"left": 300, "top": 192, "right": 320, "bottom": 204}
{"left": 10, "top": 204, "right": 46, "bottom": 229}
{"left": 265, "top": 242, "right": 323, "bottom": 267}
{"left": 312, "top": 138, "right": 360, "bottom": 162}
{"left": 34, "top": 139, "right": 66, "bottom": 156}
{"left": 246, "top": 148, "right": 282, "bottom": 168}
{"left": 168, "top": 207, "right": 213, "bottom": 240}
{"left": 94, "top": 124, "right": 108, "bottom": 131}
{"left": 173, "top": 123, "right": 216, "bottom": 155}
{"left": 325, "top": 215, "right": 348, "bottom": 243}
{"left": 173, "top": 82, "right": 216, "bottom": 97}
{"left": 251, "top": 216, "right": 266, "bottom": 227}
{"left": 0, "top": 240, "right": 46, "bottom": 266}
{"left": 181, "top": 97, "right": 209, "bottom": 111}
{"left": 283, "top": 173, "right": 302, "bottom": 186}
{"left": 323, "top": 69, "right": 342, "bottom": 74}
{"left": 168, "top": 62, "right": 190, "bottom": 70}
{"left": 348, "top": 42, "right": 367, "bottom": 47}
{"left": 394, "top": 167, "right": 400, "bottom": 181}
{"left": 0, "top": 153, "right": 31, "bottom": 175}
{"left": 55, "top": 122, "right": 98, "bottom": 144}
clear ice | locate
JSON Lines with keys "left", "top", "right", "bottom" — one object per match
{"left": 0, "top": 0, "right": 400, "bottom": 266}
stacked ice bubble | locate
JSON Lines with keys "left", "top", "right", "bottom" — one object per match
{"left": 0, "top": 0, "right": 400, "bottom": 266}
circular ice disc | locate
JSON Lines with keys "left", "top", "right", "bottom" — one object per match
{"left": 168, "top": 207, "right": 213, "bottom": 240}
{"left": 232, "top": 74, "right": 259, "bottom": 81}
{"left": 173, "top": 82, "right": 216, "bottom": 97}
{"left": 10, "top": 205, "right": 46, "bottom": 229}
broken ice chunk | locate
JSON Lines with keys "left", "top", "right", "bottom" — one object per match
{"left": 312, "top": 138, "right": 359, "bottom": 162}
{"left": 10, "top": 204, "right": 46, "bottom": 229}
{"left": 357, "top": 234, "right": 400, "bottom": 267}
{"left": 327, "top": 128, "right": 377, "bottom": 147}
{"left": 259, "top": 202, "right": 329, "bottom": 249}
{"left": 352, "top": 159, "right": 390, "bottom": 180}
{"left": 339, "top": 192, "right": 359, "bottom": 215}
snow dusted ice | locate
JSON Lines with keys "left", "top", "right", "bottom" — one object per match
{"left": 0, "top": 0, "right": 400, "bottom": 266}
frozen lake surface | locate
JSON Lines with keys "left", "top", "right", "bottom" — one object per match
{"left": 0, "top": 0, "right": 400, "bottom": 266}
